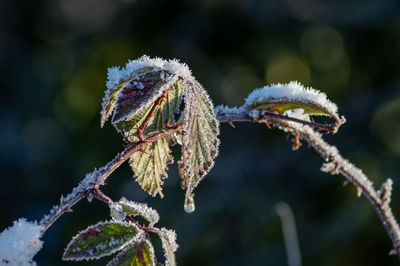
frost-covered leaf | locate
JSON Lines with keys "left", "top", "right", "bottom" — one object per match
{"left": 157, "top": 228, "right": 178, "bottom": 266}
{"left": 112, "top": 70, "right": 178, "bottom": 125}
{"left": 110, "top": 198, "right": 160, "bottom": 226}
{"left": 101, "top": 67, "right": 156, "bottom": 127}
{"left": 63, "top": 221, "right": 140, "bottom": 261}
{"left": 179, "top": 80, "right": 220, "bottom": 212}
{"left": 243, "top": 81, "right": 340, "bottom": 122}
{"left": 117, "top": 78, "right": 182, "bottom": 142}
{"left": 102, "top": 56, "right": 220, "bottom": 203}
{"left": 128, "top": 81, "right": 182, "bottom": 197}
{"left": 107, "top": 239, "right": 156, "bottom": 266}
{"left": 101, "top": 55, "right": 191, "bottom": 132}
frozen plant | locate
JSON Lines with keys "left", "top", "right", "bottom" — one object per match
{"left": 1, "top": 55, "right": 400, "bottom": 265}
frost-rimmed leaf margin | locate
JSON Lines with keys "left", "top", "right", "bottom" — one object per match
{"left": 157, "top": 228, "right": 178, "bottom": 266}
{"left": 111, "top": 71, "right": 179, "bottom": 126}
{"left": 62, "top": 221, "right": 142, "bottom": 262}
{"left": 179, "top": 79, "right": 220, "bottom": 211}
{"left": 243, "top": 81, "right": 342, "bottom": 125}
{"left": 106, "top": 237, "right": 156, "bottom": 266}
{"left": 126, "top": 80, "right": 182, "bottom": 197}
{"left": 101, "top": 55, "right": 192, "bottom": 128}
{"left": 110, "top": 197, "right": 160, "bottom": 226}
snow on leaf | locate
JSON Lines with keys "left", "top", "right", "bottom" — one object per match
{"left": 110, "top": 198, "right": 160, "bottom": 226}
{"left": 179, "top": 80, "right": 220, "bottom": 210}
{"left": 107, "top": 239, "right": 156, "bottom": 266}
{"left": 111, "top": 70, "right": 178, "bottom": 124}
{"left": 128, "top": 80, "right": 182, "bottom": 197}
{"left": 157, "top": 228, "right": 178, "bottom": 266}
{"left": 101, "top": 67, "right": 156, "bottom": 127}
{"left": 102, "top": 55, "right": 191, "bottom": 130}
{"left": 0, "top": 218, "right": 42, "bottom": 266}
{"left": 243, "top": 81, "right": 340, "bottom": 123}
{"left": 63, "top": 221, "right": 141, "bottom": 261}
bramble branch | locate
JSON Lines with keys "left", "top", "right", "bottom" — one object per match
{"left": 39, "top": 125, "right": 182, "bottom": 234}
{"left": 216, "top": 106, "right": 400, "bottom": 258}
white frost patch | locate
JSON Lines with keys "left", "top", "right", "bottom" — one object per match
{"left": 0, "top": 218, "right": 43, "bottom": 266}
{"left": 106, "top": 55, "right": 193, "bottom": 90}
{"left": 214, "top": 105, "right": 245, "bottom": 115}
{"left": 110, "top": 198, "right": 160, "bottom": 226}
{"left": 159, "top": 228, "right": 178, "bottom": 266}
{"left": 244, "top": 81, "right": 338, "bottom": 116}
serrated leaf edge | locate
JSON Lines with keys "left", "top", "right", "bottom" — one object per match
{"left": 180, "top": 80, "right": 220, "bottom": 199}
{"left": 111, "top": 74, "right": 180, "bottom": 126}
{"left": 106, "top": 237, "right": 156, "bottom": 266}
{"left": 158, "top": 228, "right": 178, "bottom": 266}
{"left": 62, "top": 220, "right": 143, "bottom": 262}
{"left": 110, "top": 197, "right": 160, "bottom": 226}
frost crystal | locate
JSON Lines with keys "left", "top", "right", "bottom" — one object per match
{"left": 215, "top": 105, "right": 245, "bottom": 115}
{"left": 159, "top": 228, "right": 178, "bottom": 266}
{"left": 106, "top": 55, "right": 192, "bottom": 91}
{"left": 244, "top": 81, "right": 338, "bottom": 117}
{"left": 110, "top": 198, "right": 160, "bottom": 226}
{"left": 0, "top": 218, "right": 43, "bottom": 266}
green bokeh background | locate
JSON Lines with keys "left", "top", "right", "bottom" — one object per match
{"left": 1, "top": 0, "right": 400, "bottom": 265}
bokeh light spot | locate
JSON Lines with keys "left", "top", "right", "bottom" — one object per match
{"left": 371, "top": 96, "right": 400, "bottom": 154}
{"left": 266, "top": 52, "right": 311, "bottom": 85}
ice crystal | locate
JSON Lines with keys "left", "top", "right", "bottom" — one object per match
{"left": 110, "top": 198, "right": 160, "bottom": 226}
{"left": 159, "top": 228, "right": 178, "bottom": 266}
{"left": 106, "top": 55, "right": 192, "bottom": 91}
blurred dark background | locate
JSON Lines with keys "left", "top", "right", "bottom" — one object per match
{"left": 1, "top": 0, "right": 400, "bottom": 265}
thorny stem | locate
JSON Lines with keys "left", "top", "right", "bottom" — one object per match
{"left": 38, "top": 99, "right": 400, "bottom": 259}
{"left": 216, "top": 107, "right": 400, "bottom": 258}
{"left": 39, "top": 125, "right": 182, "bottom": 234}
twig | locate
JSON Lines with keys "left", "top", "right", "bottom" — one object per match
{"left": 276, "top": 202, "right": 302, "bottom": 266}
{"left": 216, "top": 107, "right": 400, "bottom": 258}
{"left": 39, "top": 125, "right": 182, "bottom": 234}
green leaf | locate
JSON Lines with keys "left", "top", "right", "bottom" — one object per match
{"left": 63, "top": 221, "right": 140, "bottom": 261}
{"left": 128, "top": 81, "right": 182, "bottom": 197}
{"left": 179, "top": 80, "right": 220, "bottom": 212}
{"left": 107, "top": 239, "right": 156, "bottom": 266}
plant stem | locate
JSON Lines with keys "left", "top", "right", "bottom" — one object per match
{"left": 216, "top": 107, "right": 400, "bottom": 258}
{"left": 39, "top": 126, "right": 181, "bottom": 234}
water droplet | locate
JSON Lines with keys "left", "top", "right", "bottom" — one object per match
{"left": 184, "top": 196, "right": 195, "bottom": 213}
